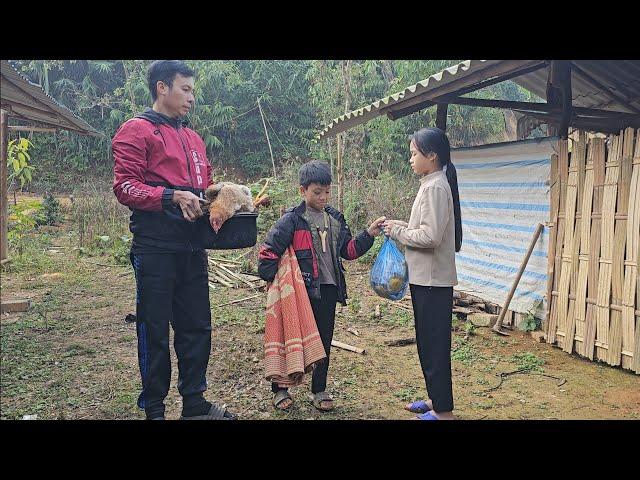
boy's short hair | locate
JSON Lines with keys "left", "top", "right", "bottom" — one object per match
{"left": 299, "top": 160, "right": 332, "bottom": 187}
{"left": 147, "top": 60, "right": 195, "bottom": 101}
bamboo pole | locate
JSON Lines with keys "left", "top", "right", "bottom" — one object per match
{"left": 633, "top": 131, "right": 640, "bottom": 374}
{"left": 0, "top": 110, "right": 8, "bottom": 262}
{"left": 547, "top": 139, "right": 569, "bottom": 344}
{"left": 545, "top": 152, "right": 560, "bottom": 334}
{"left": 573, "top": 138, "right": 595, "bottom": 355}
{"left": 257, "top": 97, "right": 277, "bottom": 179}
{"left": 619, "top": 129, "right": 639, "bottom": 370}
{"left": 337, "top": 133, "right": 344, "bottom": 213}
{"left": 608, "top": 128, "right": 635, "bottom": 365}
{"left": 595, "top": 132, "right": 623, "bottom": 361}
{"left": 493, "top": 223, "right": 545, "bottom": 335}
{"left": 556, "top": 136, "right": 580, "bottom": 349}
{"left": 584, "top": 137, "right": 606, "bottom": 359}
{"left": 564, "top": 132, "right": 587, "bottom": 353}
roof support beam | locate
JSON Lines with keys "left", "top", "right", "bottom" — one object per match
{"left": 570, "top": 62, "right": 640, "bottom": 114}
{"left": 436, "top": 103, "right": 448, "bottom": 131}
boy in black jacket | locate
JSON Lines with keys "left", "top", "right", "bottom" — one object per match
{"left": 258, "top": 160, "right": 385, "bottom": 411}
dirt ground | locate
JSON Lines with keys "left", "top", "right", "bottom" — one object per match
{"left": 1, "top": 222, "right": 639, "bottom": 421}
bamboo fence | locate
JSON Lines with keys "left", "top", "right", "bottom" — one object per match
{"left": 547, "top": 128, "right": 639, "bottom": 373}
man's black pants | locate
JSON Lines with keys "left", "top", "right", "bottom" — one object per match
{"left": 272, "top": 284, "right": 338, "bottom": 395}
{"left": 131, "top": 250, "right": 212, "bottom": 419}
{"left": 410, "top": 284, "right": 454, "bottom": 413}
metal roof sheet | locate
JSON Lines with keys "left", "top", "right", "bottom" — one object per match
{"left": 318, "top": 60, "right": 640, "bottom": 138}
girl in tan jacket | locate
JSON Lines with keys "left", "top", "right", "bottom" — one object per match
{"left": 383, "top": 127, "right": 461, "bottom": 420}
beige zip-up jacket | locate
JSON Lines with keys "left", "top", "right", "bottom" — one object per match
{"left": 390, "top": 170, "right": 457, "bottom": 287}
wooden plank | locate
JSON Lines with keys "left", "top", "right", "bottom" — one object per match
{"left": 1, "top": 298, "right": 31, "bottom": 313}
{"left": 574, "top": 137, "right": 596, "bottom": 356}
{"left": 584, "top": 138, "right": 606, "bottom": 359}
{"left": 547, "top": 139, "right": 569, "bottom": 344}
{"left": 608, "top": 128, "right": 635, "bottom": 365}
{"left": 564, "top": 133, "right": 587, "bottom": 353}
{"left": 595, "top": 132, "right": 623, "bottom": 361}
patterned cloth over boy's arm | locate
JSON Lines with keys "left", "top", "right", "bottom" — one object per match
{"left": 258, "top": 213, "right": 295, "bottom": 282}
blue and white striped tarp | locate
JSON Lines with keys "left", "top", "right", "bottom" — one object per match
{"left": 451, "top": 137, "right": 558, "bottom": 318}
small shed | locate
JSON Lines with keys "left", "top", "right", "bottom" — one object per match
{"left": 1, "top": 60, "right": 99, "bottom": 262}
{"left": 318, "top": 60, "right": 640, "bottom": 372}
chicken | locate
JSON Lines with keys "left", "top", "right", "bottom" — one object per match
{"left": 204, "top": 182, "right": 255, "bottom": 233}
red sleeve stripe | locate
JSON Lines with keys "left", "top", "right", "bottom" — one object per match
{"left": 347, "top": 239, "right": 358, "bottom": 260}
{"left": 259, "top": 246, "right": 279, "bottom": 260}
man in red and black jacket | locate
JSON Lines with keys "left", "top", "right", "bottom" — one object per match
{"left": 112, "top": 60, "right": 234, "bottom": 420}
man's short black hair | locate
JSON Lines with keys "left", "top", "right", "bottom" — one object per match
{"left": 299, "top": 160, "right": 332, "bottom": 187}
{"left": 147, "top": 60, "right": 195, "bottom": 101}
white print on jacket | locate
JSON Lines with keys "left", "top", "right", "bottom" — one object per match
{"left": 191, "top": 150, "right": 203, "bottom": 186}
{"left": 120, "top": 180, "right": 149, "bottom": 198}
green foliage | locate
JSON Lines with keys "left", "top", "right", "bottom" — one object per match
{"left": 7, "top": 199, "right": 45, "bottom": 254}
{"left": 41, "top": 193, "right": 63, "bottom": 226}
{"left": 7, "top": 138, "right": 35, "bottom": 189}
{"left": 512, "top": 352, "right": 545, "bottom": 372}
{"left": 8, "top": 59, "right": 539, "bottom": 193}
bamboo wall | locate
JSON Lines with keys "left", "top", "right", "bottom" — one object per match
{"left": 546, "top": 128, "right": 639, "bottom": 373}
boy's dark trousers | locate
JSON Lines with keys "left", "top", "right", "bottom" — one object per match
{"left": 409, "top": 284, "right": 454, "bottom": 413}
{"left": 272, "top": 284, "right": 338, "bottom": 395}
{"left": 131, "top": 250, "right": 212, "bottom": 419}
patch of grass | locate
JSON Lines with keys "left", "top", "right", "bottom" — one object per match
{"left": 63, "top": 344, "right": 97, "bottom": 358}
{"left": 451, "top": 336, "right": 482, "bottom": 365}
{"left": 512, "top": 352, "right": 545, "bottom": 372}
{"left": 392, "top": 385, "right": 420, "bottom": 402}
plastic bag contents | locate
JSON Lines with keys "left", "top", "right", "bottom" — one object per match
{"left": 370, "top": 236, "right": 409, "bottom": 301}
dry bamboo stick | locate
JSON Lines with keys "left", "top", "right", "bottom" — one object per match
{"left": 608, "top": 127, "right": 635, "bottom": 365}
{"left": 564, "top": 133, "right": 587, "bottom": 353}
{"left": 595, "top": 132, "right": 623, "bottom": 361}
{"left": 584, "top": 137, "right": 606, "bottom": 359}
{"left": 215, "top": 293, "right": 262, "bottom": 308}
{"left": 216, "top": 262, "right": 256, "bottom": 289}
{"left": 208, "top": 255, "right": 243, "bottom": 265}
{"left": 331, "top": 339, "right": 365, "bottom": 355}
{"left": 546, "top": 153, "right": 560, "bottom": 334}
{"left": 623, "top": 130, "right": 640, "bottom": 372}
{"left": 548, "top": 139, "right": 569, "bottom": 344}
{"left": 210, "top": 269, "right": 236, "bottom": 288}
{"left": 556, "top": 136, "right": 581, "bottom": 349}
{"left": 574, "top": 139, "right": 595, "bottom": 356}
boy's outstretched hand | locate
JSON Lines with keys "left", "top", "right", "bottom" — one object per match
{"left": 367, "top": 216, "right": 387, "bottom": 236}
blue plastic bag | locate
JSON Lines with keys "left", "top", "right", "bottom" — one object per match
{"left": 370, "top": 236, "right": 409, "bottom": 301}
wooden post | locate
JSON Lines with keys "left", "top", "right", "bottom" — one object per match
{"left": 436, "top": 103, "right": 448, "bottom": 131}
{"left": 547, "top": 61, "right": 572, "bottom": 139}
{"left": 257, "top": 97, "right": 277, "bottom": 179}
{"left": 1, "top": 110, "right": 8, "bottom": 262}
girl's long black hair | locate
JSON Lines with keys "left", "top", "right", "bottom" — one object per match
{"left": 410, "top": 127, "right": 462, "bottom": 252}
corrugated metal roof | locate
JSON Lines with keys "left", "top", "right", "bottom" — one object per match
{"left": 513, "top": 60, "right": 640, "bottom": 113}
{"left": 1, "top": 60, "right": 100, "bottom": 135}
{"left": 318, "top": 60, "right": 640, "bottom": 138}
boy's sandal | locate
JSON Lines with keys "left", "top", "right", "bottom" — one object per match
{"left": 273, "top": 390, "right": 294, "bottom": 410}
{"left": 180, "top": 403, "right": 236, "bottom": 420}
{"left": 310, "top": 391, "right": 334, "bottom": 411}
{"left": 415, "top": 411, "right": 438, "bottom": 421}
{"left": 405, "top": 400, "right": 431, "bottom": 414}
